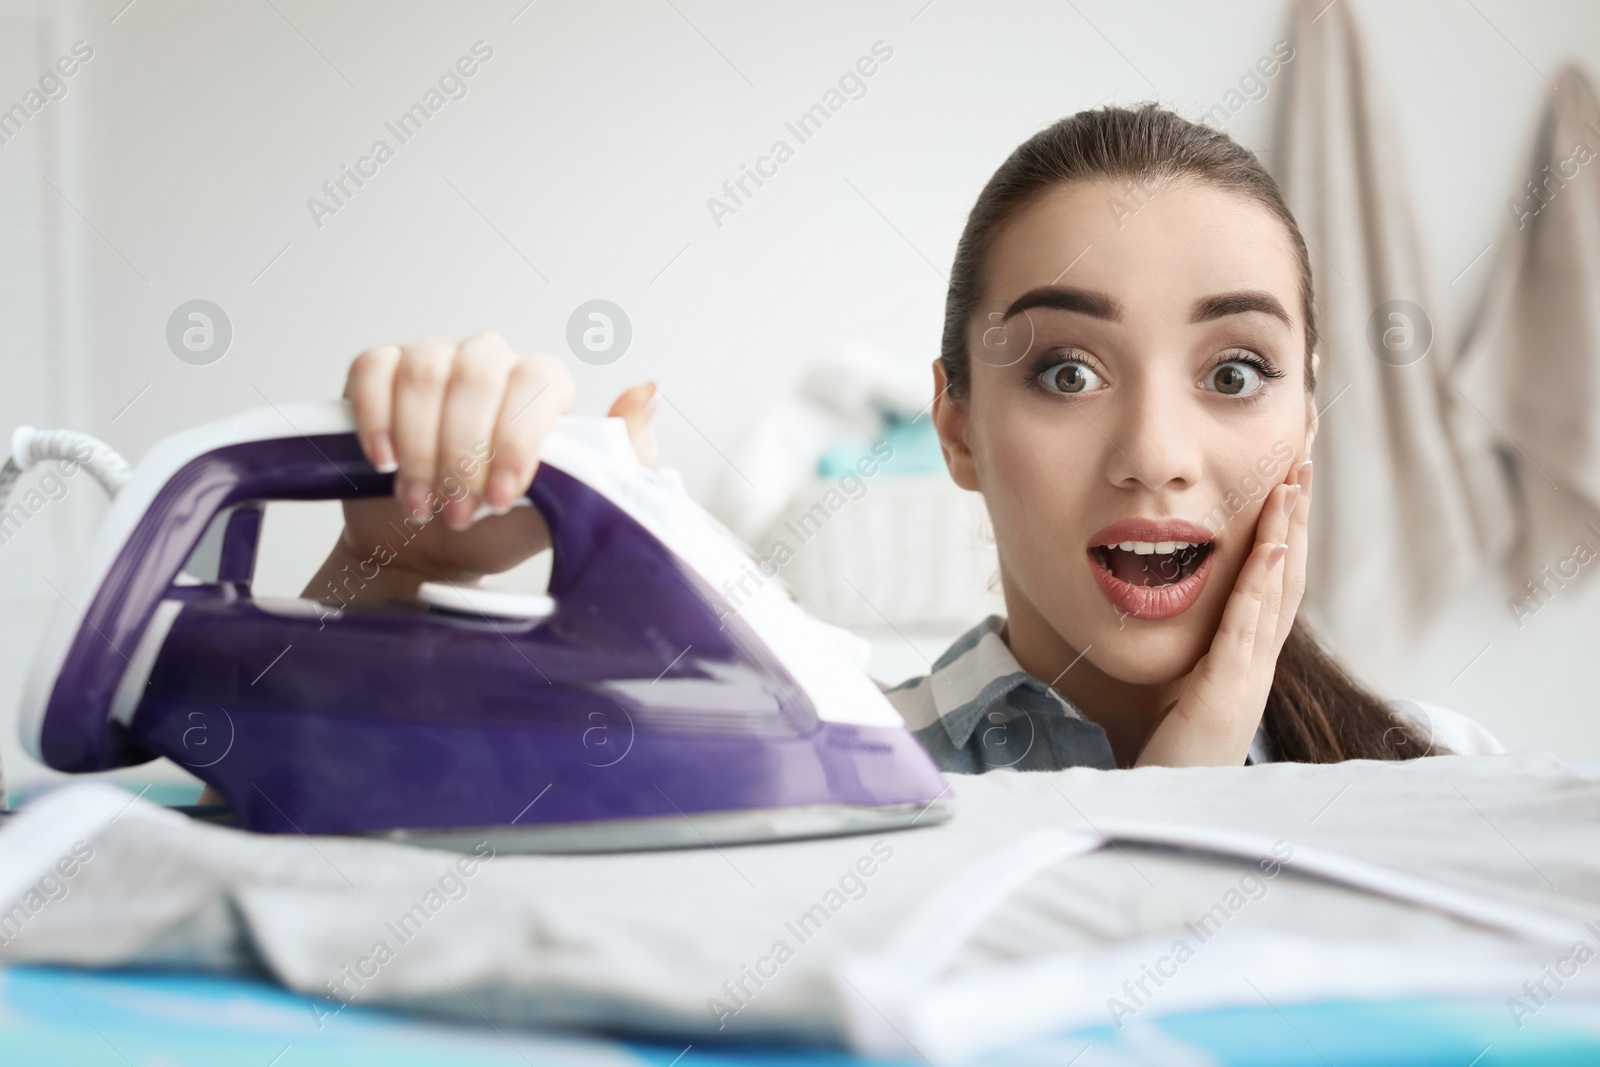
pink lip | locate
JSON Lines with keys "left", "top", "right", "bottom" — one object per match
{"left": 1086, "top": 517, "right": 1217, "bottom": 621}
{"left": 1087, "top": 518, "right": 1216, "bottom": 548}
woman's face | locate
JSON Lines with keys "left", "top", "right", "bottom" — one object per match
{"left": 937, "top": 177, "right": 1314, "bottom": 686}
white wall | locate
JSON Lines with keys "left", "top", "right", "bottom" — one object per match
{"left": 0, "top": 0, "right": 98, "bottom": 796}
{"left": 2, "top": 0, "right": 1598, "bottom": 796}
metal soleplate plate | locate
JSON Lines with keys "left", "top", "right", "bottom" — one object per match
{"left": 377, "top": 799, "right": 955, "bottom": 854}
{"left": 170, "top": 799, "right": 954, "bottom": 854}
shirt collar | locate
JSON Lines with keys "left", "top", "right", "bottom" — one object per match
{"left": 928, "top": 615, "right": 1085, "bottom": 750}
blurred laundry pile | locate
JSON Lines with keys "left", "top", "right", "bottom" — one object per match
{"left": 702, "top": 340, "right": 1002, "bottom": 629}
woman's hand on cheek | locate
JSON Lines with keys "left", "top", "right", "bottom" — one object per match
{"left": 1133, "top": 459, "right": 1313, "bottom": 768}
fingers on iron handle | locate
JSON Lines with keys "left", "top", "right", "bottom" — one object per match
{"left": 345, "top": 344, "right": 401, "bottom": 472}
{"left": 391, "top": 338, "right": 457, "bottom": 522}
{"left": 610, "top": 381, "right": 661, "bottom": 467}
{"left": 607, "top": 381, "right": 657, "bottom": 419}
{"left": 438, "top": 333, "right": 517, "bottom": 529}
{"left": 487, "top": 355, "right": 575, "bottom": 511}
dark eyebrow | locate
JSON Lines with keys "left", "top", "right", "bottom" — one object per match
{"left": 1190, "top": 290, "right": 1292, "bottom": 327}
{"left": 1003, "top": 286, "right": 1123, "bottom": 322}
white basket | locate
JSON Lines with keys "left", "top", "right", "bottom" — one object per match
{"left": 757, "top": 473, "right": 1003, "bottom": 629}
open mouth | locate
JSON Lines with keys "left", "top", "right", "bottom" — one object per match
{"left": 1085, "top": 523, "right": 1218, "bottom": 621}
{"left": 1089, "top": 540, "right": 1214, "bottom": 588}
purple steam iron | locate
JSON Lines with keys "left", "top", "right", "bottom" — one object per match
{"left": 17, "top": 401, "right": 952, "bottom": 852}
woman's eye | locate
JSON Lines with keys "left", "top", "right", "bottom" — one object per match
{"left": 1039, "top": 360, "right": 1104, "bottom": 395}
{"left": 1205, "top": 359, "right": 1265, "bottom": 397}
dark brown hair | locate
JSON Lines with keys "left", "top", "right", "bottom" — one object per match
{"left": 942, "top": 103, "right": 1439, "bottom": 762}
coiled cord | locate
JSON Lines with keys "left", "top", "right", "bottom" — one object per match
{"left": 0, "top": 427, "right": 132, "bottom": 506}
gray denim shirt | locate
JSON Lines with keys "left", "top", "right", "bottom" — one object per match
{"left": 880, "top": 614, "right": 1273, "bottom": 772}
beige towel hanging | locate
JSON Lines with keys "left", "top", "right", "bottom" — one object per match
{"left": 1449, "top": 65, "right": 1600, "bottom": 601}
{"left": 1270, "top": 0, "right": 1486, "bottom": 688}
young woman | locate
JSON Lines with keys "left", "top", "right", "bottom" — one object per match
{"left": 312, "top": 104, "right": 1502, "bottom": 771}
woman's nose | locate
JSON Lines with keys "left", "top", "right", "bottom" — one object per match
{"left": 1100, "top": 377, "right": 1203, "bottom": 492}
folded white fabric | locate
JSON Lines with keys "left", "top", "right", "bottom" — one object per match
{"left": 3, "top": 751, "right": 1598, "bottom": 1063}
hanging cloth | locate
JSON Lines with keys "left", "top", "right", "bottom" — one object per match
{"left": 1449, "top": 65, "right": 1600, "bottom": 598}
{"left": 1271, "top": 0, "right": 1487, "bottom": 686}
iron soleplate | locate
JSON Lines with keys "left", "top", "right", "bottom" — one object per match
{"left": 176, "top": 799, "right": 955, "bottom": 854}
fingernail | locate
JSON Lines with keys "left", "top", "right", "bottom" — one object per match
{"left": 1269, "top": 542, "right": 1289, "bottom": 564}
{"left": 1299, "top": 459, "right": 1314, "bottom": 501}
{"left": 1284, "top": 483, "right": 1301, "bottom": 512}
{"left": 370, "top": 432, "right": 397, "bottom": 473}
{"left": 487, "top": 468, "right": 520, "bottom": 508}
{"left": 400, "top": 478, "right": 430, "bottom": 521}
{"left": 445, "top": 494, "right": 476, "bottom": 531}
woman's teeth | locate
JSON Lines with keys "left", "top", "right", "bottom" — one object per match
{"left": 1091, "top": 540, "right": 1215, "bottom": 587}
{"left": 1114, "top": 540, "right": 1200, "bottom": 555}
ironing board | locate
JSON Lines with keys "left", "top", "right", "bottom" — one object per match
{"left": 7, "top": 963, "right": 1600, "bottom": 1066}
{"left": 11, "top": 763, "right": 1600, "bottom": 1065}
